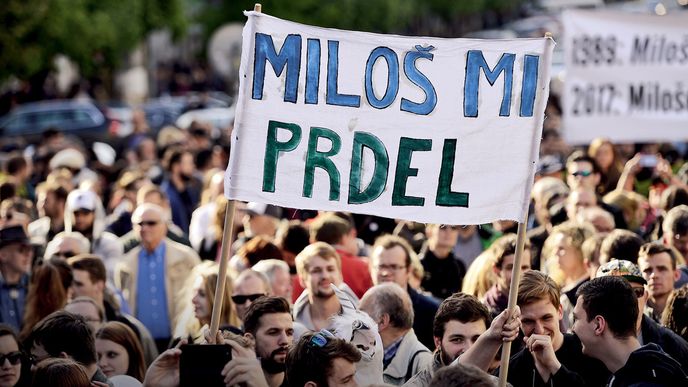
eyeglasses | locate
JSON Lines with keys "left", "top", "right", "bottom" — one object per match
{"left": 307, "top": 329, "right": 336, "bottom": 349}
{"left": 571, "top": 170, "right": 593, "bottom": 177}
{"left": 0, "top": 351, "right": 22, "bottom": 365}
{"left": 53, "top": 251, "right": 76, "bottom": 259}
{"left": 375, "top": 264, "right": 407, "bottom": 272}
{"left": 231, "top": 293, "right": 265, "bottom": 304}
{"left": 632, "top": 287, "right": 645, "bottom": 298}
{"left": 136, "top": 220, "right": 160, "bottom": 227}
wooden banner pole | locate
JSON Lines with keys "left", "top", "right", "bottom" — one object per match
{"left": 208, "top": 200, "right": 237, "bottom": 338}
{"left": 497, "top": 219, "right": 528, "bottom": 387}
{"left": 497, "top": 30, "right": 552, "bottom": 387}
{"left": 208, "top": 2, "right": 263, "bottom": 342}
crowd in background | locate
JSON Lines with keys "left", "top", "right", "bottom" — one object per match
{"left": 1, "top": 92, "right": 688, "bottom": 386}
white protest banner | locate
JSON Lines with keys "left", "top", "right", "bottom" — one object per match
{"left": 563, "top": 10, "right": 688, "bottom": 145}
{"left": 225, "top": 11, "right": 554, "bottom": 225}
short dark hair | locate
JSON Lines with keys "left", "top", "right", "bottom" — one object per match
{"left": 639, "top": 242, "right": 678, "bottom": 270}
{"left": 372, "top": 234, "right": 415, "bottom": 268}
{"left": 433, "top": 293, "right": 490, "bottom": 340}
{"left": 430, "top": 363, "right": 495, "bottom": 387}
{"left": 576, "top": 276, "right": 638, "bottom": 339}
{"left": 286, "top": 332, "right": 361, "bottom": 387}
{"left": 5, "top": 153, "right": 27, "bottom": 175}
{"left": 600, "top": 230, "right": 644, "bottom": 264}
{"left": 26, "top": 311, "right": 97, "bottom": 366}
{"left": 567, "top": 152, "right": 600, "bottom": 174}
{"left": 242, "top": 296, "right": 291, "bottom": 336}
{"left": 276, "top": 220, "right": 310, "bottom": 257}
{"left": 36, "top": 182, "right": 69, "bottom": 203}
{"left": 68, "top": 254, "right": 107, "bottom": 284}
{"left": 310, "top": 214, "right": 351, "bottom": 245}
{"left": 492, "top": 233, "right": 531, "bottom": 268}
{"left": 162, "top": 147, "right": 190, "bottom": 172}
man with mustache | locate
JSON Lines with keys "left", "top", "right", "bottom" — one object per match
{"left": 293, "top": 242, "right": 358, "bottom": 331}
{"left": 243, "top": 296, "right": 294, "bottom": 387}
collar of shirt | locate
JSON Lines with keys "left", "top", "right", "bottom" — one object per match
{"left": 0, "top": 272, "right": 29, "bottom": 288}
{"left": 383, "top": 335, "right": 405, "bottom": 367}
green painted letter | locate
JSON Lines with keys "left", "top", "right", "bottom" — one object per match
{"left": 348, "top": 132, "right": 389, "bottom": 204}
{"left": 436, "top": 139, "right": 469, "bottom": 207}
{"left": 263, "top": 120, "right": 302, "bottom": 192}
{"left": 392, "top": 137, "right": 431, "bottom": 206}
{"left": 303, "top": 127, "right": 342, "bottom": 200}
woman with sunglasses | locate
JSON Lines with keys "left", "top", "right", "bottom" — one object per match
{"left": 173, "top": 262, "right": 241, "bottom": 343}
{"left": 0, "top": 324, "right": 29, "bottom": 387}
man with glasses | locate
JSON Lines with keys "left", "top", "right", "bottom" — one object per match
{"left": 596, "top": 259, "right": 688, "bottom": 369}
{"left": 420, "top": 224, "right": 465, "bottom": 300}
{"left": 565, "top": 153, "right": 626, "bottom": 228}
{"left": 0, "top": 225, "right": 33, "bottom": 331}
{"left": 44, "top": 231, "right": 89, "bottom": 261}
{"left": 286, "top": 329, "right": 361, "bottom": 387}
{"left": 115, "top": 203, "right": 200, "bottom": 352}
{"left": 233, "top": 269, "right": 271, "bottom": 323}
{"left": 370, "top": 235, "right": 439, "bottom": 349}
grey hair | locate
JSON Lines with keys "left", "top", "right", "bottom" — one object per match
{"left": 252, "top": 259, "right": 290, "bottom": 285}
{"left": 131, "top": 203, "right": 170, "bottom": 224}
{"left": 235, "top": 269, "right": 272, "bottom": 295}
{"left": 44, "top": 231, "right": 91, "bottom": 259}
{"left": 359, "top": 283, "right": 413, "bottom": 330}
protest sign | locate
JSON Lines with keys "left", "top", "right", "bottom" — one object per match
{"left": 563, "top": 9, "right": 688, "bottom": 145}
{"left": 225, "top": 11, "right": 554, "bottom": 225}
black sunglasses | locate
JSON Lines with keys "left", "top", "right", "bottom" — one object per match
{"left": 53, "top": 251, "right": 76, "bottom": 259}
{"left": 231, "top": 293, "right": 265, "bottom": 304}
{"left": 137, "top": 220, "right": 160, "bottom": 227}
{"left": 632, "top": 287, "right": 645, "bottom": 298}
{"left": 1, "top": 351, "right": 22, "bottom": 365}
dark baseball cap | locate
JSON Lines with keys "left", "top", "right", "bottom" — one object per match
{"left": 0, "top": 225, "right": 31, "bottom": 249}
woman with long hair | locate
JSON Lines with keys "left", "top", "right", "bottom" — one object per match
{"left": 95, "top": 322, "right": 146, "bottom": 382}
{"left": 588, "top": 137, "right": 623, "bottom": 196}
{"left": 173, "top": 262, "right": 241, "bottom": 342}
{"left": 19, "top": 259, "right": 72, "bottom": 340}
{"left": 0, "top": 324, "right": 29, "bottom": 387}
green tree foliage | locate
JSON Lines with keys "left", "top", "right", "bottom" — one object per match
{"left": 0, "top": 0, "right": 186, "bottom": 82}
{"left": 196, "top": 0, "right": 524, "bottom": 39}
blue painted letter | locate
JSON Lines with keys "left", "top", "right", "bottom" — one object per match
{"left": 401, "top": 45, "right": 437, "bottom": 115}
{"left": 326, "top": 40, "right": 361, "bottom": 107}
{"left": 364, "top": 47, "right": 399, "bottom": 109}
{"left": 253, "top": 33, "right": 302, "bottom": 103}
{"left": 464, "top": 51, "right": 515, "bottom": 117}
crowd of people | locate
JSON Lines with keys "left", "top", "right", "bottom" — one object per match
{"left": 1, "top": 95, "right": 688, "bottom": 387}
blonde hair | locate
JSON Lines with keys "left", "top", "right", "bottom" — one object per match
{"left": 295, "top": 242, "right": 341, "bottom": 279}
{"left": 174, "top": 262, "right": 240, "bottom": 341}
{"left": 461, "top": 249, "right": 498, "bottom": 299}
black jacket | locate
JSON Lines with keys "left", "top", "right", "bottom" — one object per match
{"left": 407, "top": 286, "right": 440, "bottom": 350}
{"left": 640, "top": 314, "right": 688, "bottom": 369}
{"left": 497, "top": 333, "right": 609, "bottom": 387}
{"left": 608, "top": 343, "right": 688, "bottom": 387}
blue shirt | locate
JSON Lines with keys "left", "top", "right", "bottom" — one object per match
{"left": 0, "top": 273, "right": 28, "bottom": 332}
{"left": 136, "top": 243, "right": 171, "bottom": 339}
